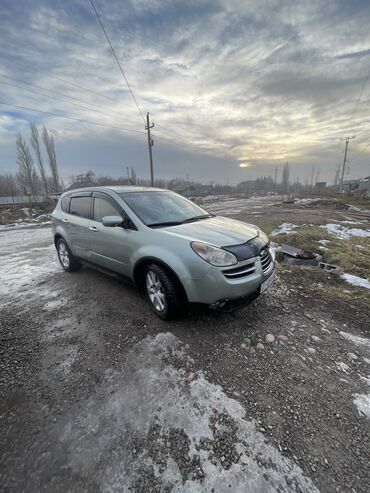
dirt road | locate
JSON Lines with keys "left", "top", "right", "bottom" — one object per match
{"left": 0, "top": 197, "right": 369, "bottom": 492}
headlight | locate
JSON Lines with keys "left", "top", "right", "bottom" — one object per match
{"left": 191, "top": 241, "right": 237, "bottom": 267}
{"left": 257, "top": 228, "right": 269, "bottom": 244}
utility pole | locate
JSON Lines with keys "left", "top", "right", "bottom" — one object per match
{"left": 340, "top": 136, "right": 355, "bottom": 191}
{"left": 145, "top": 112, "right": 154, "bottom": 186}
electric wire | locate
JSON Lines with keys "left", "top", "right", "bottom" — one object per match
{"left": 0, "top": 101, "right": 146, "bottom": 135}
{"left": 0, "top": 74, "right": 136, "bottom": 122}
{"left": 88, "top": 0, "right": 146, "bottom": 124}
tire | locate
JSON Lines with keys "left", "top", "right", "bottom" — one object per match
{"left": 56, "top": 238, "right": 81, "bottom": 272}
{"left": 144, "top": 263, "right": 184, "bottom": 320}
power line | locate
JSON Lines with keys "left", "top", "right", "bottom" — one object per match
{"left": 0, "top": 101, "right": 145, "bottom": 135}
{"left": 0, "top": 51, "right": 138, "bottom": 108}
{"left": 349, "top": 65, "right": 370, "bottom": 123}
{"left": 0, "top": 74, "right": 136, "bottom": 123}
{"left": 88, "top": 0, "right": 146, "bottom": 124}
{"left": 351, "top": 140, "right": 370, "bottom": 159}
{"left": 0, "top": 77, "right": 137, "bottom": 126}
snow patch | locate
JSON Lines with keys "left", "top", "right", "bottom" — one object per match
{"left": 341, "top": 273, "right": 370, "bottom": 290}
{"left": 270, "top": 223, "right": 299, "bottom": 236}
{"left": 320, "top": 223, "right": 370, "bottom": 239}
{"left": 0, "top": 226, "right": 60, "bottom": 300}
{"left": 339, "top": 332, "right": 370, "bottom": 350}
{"left": 60, "top": 333, "right": 318, "bottom": 492}
{"left": 294, "top": 198, "right": 321, "bottom": 205}
{"left": 336, "top": 361, "right": 350, "bottom": 373}
{"left": 353, "top": 394, "right": 370, "bottom": 418}
{"left": 319, "top": 239, "right": 330, "bottom": 246}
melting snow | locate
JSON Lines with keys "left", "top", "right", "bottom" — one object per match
{"left": 336, "top": 361, "right": 350, "bottom": 373}
{"left": 320, "top": 223, "right": 370, "bottom": 239}
{"left": 341, "top": 273, "right": 370, "bottom": 290}
{"left": 294, "top": 198, "right": 322, "bottom": 205}
{"left": 270, "top": 223, "right": 299, "bottom": 236}
{"left": 353, "top": 394, "right": 370, "bottom": 418}
{"left": 0, "top": 226, "right": 60, "bottom": 300}
{"left": 339, "top": 332, "right": 370, "bottom": 350}
{"left": 60, "top": 333, "right": 318, "bottom": 492}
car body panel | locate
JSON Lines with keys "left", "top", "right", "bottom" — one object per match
{"left": 87, "top": 218, "right": 133, "bottom": 275}
{"left": 158, "top": 216, "right": 258, "bottom": 247}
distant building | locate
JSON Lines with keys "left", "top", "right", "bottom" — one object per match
{"left": 359, "top": 177, "right": 370, "bottom": 197}
{"left": 315, "top": 181, "right": 327, "bottom": 189}
{"left": 342, "top": 177, "right": 370, "bottom": 197}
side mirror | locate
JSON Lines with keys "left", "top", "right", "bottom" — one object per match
{"left": 102, "top": 215, "right": 124, "bottom": 227}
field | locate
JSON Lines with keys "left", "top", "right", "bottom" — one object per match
{"left": 0, "top": 195, "right": 369, "bottom": 492}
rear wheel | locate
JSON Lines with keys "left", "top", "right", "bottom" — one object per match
{"left": 56, "top": 238, "right": 81, "bottom": 272}
{"left": 144, "top": 263, "right": 183, "bottom": 320}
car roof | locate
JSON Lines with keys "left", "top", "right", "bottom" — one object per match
{"left": 63, "top": 186, "right": 168, "bottom": 196}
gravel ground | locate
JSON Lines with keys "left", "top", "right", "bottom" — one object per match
{"left": 0, "top": 197, "right": 369, "bottom": 492}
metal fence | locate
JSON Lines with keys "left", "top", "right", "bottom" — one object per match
{"left": 0, "top": 195, "right": 46, "bottom": 205}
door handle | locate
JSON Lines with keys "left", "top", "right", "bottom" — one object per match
{"left": 89, "top": 226, "right": 98, "bottom": 232}
{"left": 62, "top": 218, "right": 69, "bottom": 223}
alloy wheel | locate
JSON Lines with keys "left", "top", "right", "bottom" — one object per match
{"left": 58, "top": 242, "right": 70, "bottom": 268}
{"left": 146, "top": 270, "right": 166, "bottom": 312}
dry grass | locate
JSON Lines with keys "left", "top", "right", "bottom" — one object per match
{"left": 337, "top": 196, "right": 370, "bottom": 210}
{"left": 271, "top": 224, "right": 370, "bottom": 280}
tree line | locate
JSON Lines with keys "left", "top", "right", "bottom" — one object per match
{"left": 0, "top": 122, "right": 61, "bottom": 198}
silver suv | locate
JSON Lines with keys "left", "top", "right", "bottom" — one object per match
{"left": 52, "top": 187, "right": 275, "bottom": 319}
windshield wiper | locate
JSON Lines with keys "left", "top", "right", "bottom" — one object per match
{"left": 148, "top": 221, "right": 183, "bottom": 228}
{"left": 182, "top": 214, "right": 214, "bottom": 223}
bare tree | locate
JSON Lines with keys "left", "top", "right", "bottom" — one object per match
{"left": 0, "top": 173, "right": 19, "bottom": 199}
{"left": 16, "top": 133, "right": 37, "bottom": 197}
{"left": 30, "top": 122, "right": 48, "bottom": 194}
{"left": 42, "top": 126, "right": 60, "bottom": 192}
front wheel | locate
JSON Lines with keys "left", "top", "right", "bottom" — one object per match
{"left": 144, "top": 264, "right": 184, "bottom": 320}
{"left": 56, "top": 238, "right": 81, "bottom": 272}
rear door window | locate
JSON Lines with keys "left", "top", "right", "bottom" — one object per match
{"left": 69, "top": 197, "right": 91, "bottom": 219}
{"left": 93, "top": 197, "right": 120, "bottom": 222}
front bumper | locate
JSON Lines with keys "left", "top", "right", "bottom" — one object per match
{"left": 181, "top": 247, "right": 275, "bottom": 305}
{"left": 209, "top": 289, "right": 261, "bottom": 312}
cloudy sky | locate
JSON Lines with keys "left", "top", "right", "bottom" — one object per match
{"left": 1, "top": 0, "right": 370, "bottom": 185}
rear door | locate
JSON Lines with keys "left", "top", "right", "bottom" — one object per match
{"left": 68, "top": 194, "right": 92, "bottom": 259}
{"left": 88, "top": 192, "right": 133, "bottom": 275}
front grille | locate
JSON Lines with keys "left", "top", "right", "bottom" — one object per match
{"left": 260, "top": 247, "right": 273, "bottom": 274}
{"left": 223, "top": 262, "right": 256, "bottom": 279}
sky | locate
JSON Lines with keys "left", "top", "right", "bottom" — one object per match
{"left": 0, "top": 0, "right": 370, "bottom": 185}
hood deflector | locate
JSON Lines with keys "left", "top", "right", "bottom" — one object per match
{"left": 222, "top": 237, "right": 268, "bottom": 262}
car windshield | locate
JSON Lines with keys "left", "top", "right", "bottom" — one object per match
{"left": 119, "top": 191, "right": 212, "bottom": 227}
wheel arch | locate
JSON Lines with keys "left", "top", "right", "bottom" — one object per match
{"left": 54, "top": 232, "right": 65, "bottom": 248}
{"left": 133, "top": 257, "right": 188, "bottom": 302}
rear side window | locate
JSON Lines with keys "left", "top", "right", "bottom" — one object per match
{"left": 70, "top": 197, "right": 91, "bottom": 219}
{"left": 61, "top": 196, "right": 70, "bottom": 213}
{"left": 93, "top": 197, "right": 120, "bottom": 222}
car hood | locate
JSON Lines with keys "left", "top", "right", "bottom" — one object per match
{"left": 160, "top": 216, "right": 259, "bottom": 247}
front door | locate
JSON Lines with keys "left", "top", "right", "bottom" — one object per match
{"left": 88, "top": 194, "right": 132, "bottom": 275}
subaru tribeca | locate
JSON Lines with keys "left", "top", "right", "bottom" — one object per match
{"left": 52, "top": 187, "right": 275, "bottom": 319}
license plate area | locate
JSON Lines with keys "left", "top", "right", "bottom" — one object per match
{"left": 261, "top": 271, "right": 275, "bottom": 293}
